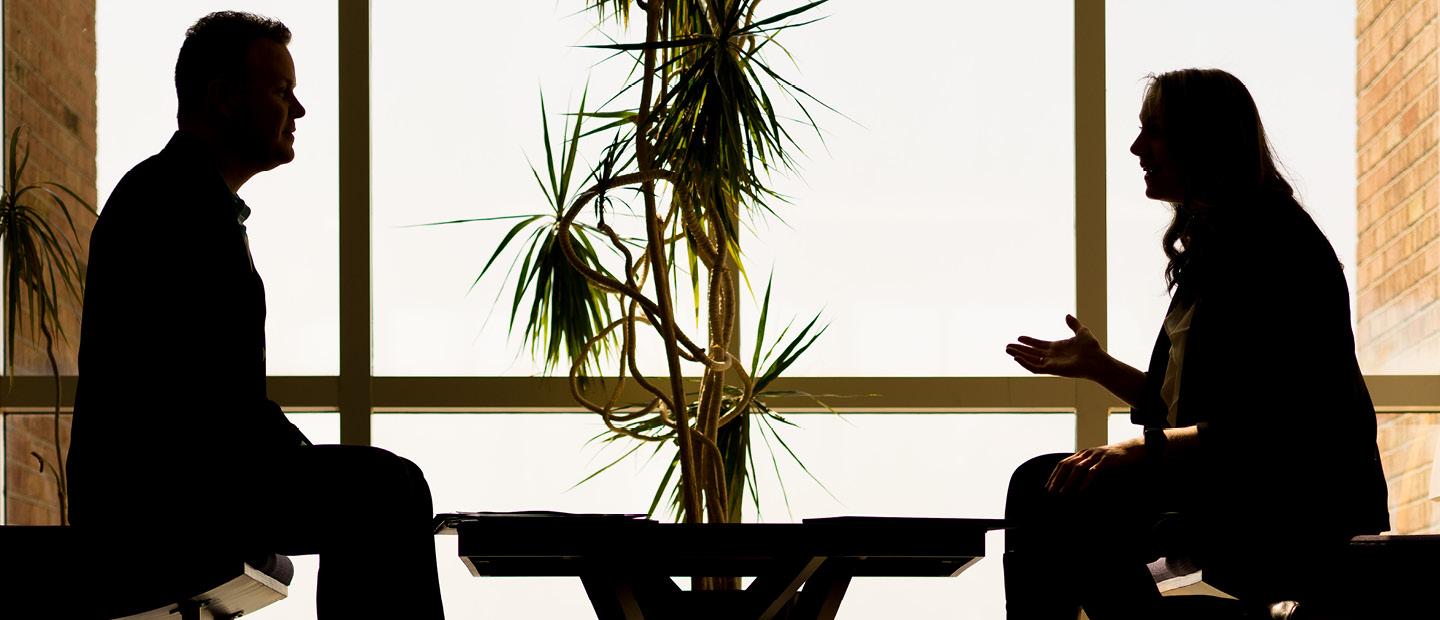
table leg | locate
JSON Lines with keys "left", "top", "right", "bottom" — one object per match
{"left": 581, "top": 573, "right": 647, "bottom": 620}
{"left": 749, "top": 557, "right": 827, "bottom": 620}
{"left": 582, "top": 573, "right": 684, "bottom": 619}
{"left": 787, "top": 558, "right": 857, "bottom": 620}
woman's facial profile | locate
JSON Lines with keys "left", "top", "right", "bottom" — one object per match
{"left": 1129, "top": 103, "right": 1184, "bottom": 203}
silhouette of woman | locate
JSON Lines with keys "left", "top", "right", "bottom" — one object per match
{"left": 1002, "top": 69, "right": 1389, "bottom": 619}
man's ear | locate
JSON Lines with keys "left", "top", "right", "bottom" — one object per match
{"left": 204, "top": 78, "right": 234, "bottom": 121}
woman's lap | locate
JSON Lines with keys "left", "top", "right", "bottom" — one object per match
{"left": 1003, "top": 452, "right": 1348, "bottom": 617}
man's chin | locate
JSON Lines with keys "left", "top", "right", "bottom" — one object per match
{"left": 269, "top": 146, "right": 297, "bottom": 167}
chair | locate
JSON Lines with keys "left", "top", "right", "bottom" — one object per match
{"left": 1129, "top": 535, "right": 1436, "bottom": 616}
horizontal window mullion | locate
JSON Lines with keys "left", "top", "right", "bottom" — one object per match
{"left": 4, "top": 375, "right": 1436, "bottom": 413}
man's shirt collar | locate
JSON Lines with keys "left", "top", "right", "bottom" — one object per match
{"left": 162, "top": 131, "right": 252, "bottom": 226}
{"left": 232, "top": 194, "right": 252, "bottom": 226}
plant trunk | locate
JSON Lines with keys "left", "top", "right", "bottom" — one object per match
{"left": 42, "top": 320, "right": 67, "bottom": 526}
{"left": 634, "top": 0, "right": 704, "bottom": 525}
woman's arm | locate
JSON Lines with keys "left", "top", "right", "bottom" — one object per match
{"left": 1088, "top": 353, "right": 1146, "bottom": 407}
{"left": 1006, "top": 314, "right": 1147, "bottom": 407}
{"left": 1046, "top": 425, "right": 1200, "bottom": 495}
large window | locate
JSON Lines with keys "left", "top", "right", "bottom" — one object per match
{"left": 6, "top": 2, "right": 1440, "bottom": 620}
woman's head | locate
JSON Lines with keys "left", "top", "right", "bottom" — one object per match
{"left": 1132, "top": 68, "right": 1292, "bottom": 204}
{"left": 1132, "top": 68, "right": 1298, "bottom": 291}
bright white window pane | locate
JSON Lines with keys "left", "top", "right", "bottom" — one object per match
{"left": 1105, "top": 1, "right": 1357, "bottom": 369}
{"left": 375, "top": 412, "right": 1072, "bottom": 619}
{"left": 286, "top": 411, "right": 340, "bottom": 446}
{"left": 373, "top": 2, "right": 1073, "bottom": 378}
{"left": 96, "top": 1, "right": 339, "bottom": 375}
{"left": 369, "top": 4, "right": 615, "bottom": 378}
{"left": 1109, "top": 411, "right": 1143, "bottom": 444}
{"left": 371, "top": 2, "right": 714, "bottom": 377}
{"left": 739, "top": 2, "right": 1075, "bottom": 376}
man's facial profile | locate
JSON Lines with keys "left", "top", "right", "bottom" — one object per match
{"left": 224, "top": 39, "right": 305, "bottom": 173}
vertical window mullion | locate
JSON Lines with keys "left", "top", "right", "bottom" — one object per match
{"left": 338, "top": 0, "right": 372, "bottom": 445}
{"left": 1075, "top": 0, "right": 1108, "bottom": 448}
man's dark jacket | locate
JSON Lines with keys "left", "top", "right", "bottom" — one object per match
{"left": 1130, "top": 199, "right": 1390, "bottom": 561}
{"left": 67, "top": 133, "right": 306, "bottom": 526}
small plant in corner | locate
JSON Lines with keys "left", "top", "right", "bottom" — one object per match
{"left": 1, "top": 127, "right": 94, "bottom": 525}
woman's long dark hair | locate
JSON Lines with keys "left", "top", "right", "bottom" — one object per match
{"left": 1143, "top": 69, "right": 1300, "bottom": 297}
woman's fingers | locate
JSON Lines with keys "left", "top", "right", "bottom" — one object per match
{"left": 1006, "top": 344, "right": 1045, "bottom": 361}
{"left": 1066, "top": 314, "right": 1084, "bottom": 333}
{"left": 1059, "top": 463, "right": 1095, "bottom": 495}
{"left": 1046, "top": 453, "right": 1082, "bottom": 491}
{"left": 1073, "top": 456, "right": 1105, "bottom": 494}
{"left": 1011, "top": 356, "right": 1045, "bottom": 375}
{"left": 1047, "top": 451, "right": 1099, "bottom": 495}
{"left": 1017, "top": 336, "right": 1054, "bottom": 348}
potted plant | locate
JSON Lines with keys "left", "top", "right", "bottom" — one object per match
{"left": 442, "top": 0, "right": 834, "bottom": 531}
{"left": 1, "top": 127, "right": 94, "bottom": 526}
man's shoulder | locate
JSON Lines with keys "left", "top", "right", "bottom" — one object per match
{"left": 101, "top": 146, "right": 223, "bottom": 229}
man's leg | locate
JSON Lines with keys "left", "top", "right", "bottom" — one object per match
{"left": 254, "top": 444, "right": 445, "bottom": 620}
{"left": 1003, "top": 453, "right": 1164, "bottom": 620}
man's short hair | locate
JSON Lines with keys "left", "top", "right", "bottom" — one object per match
{"left": 175, "top": 11, "right": 291, "bottom": 123}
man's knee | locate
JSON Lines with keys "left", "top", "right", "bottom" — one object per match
{"left": 333, "top": 446, "right": 434, "bottom": 515}
{"left": 374, "top": 448, "right": 424, "bottom": 483}
{"left": 370, "top": 448, "right": 431, "bottom": 496}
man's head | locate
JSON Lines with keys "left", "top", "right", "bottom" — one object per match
{"left": 175, "top": 11, "right": 304, "bottom": 174}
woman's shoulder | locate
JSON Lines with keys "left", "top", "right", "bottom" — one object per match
{"left": 1218, "top": 198, "right": 1335, "bottom": 260}
{"left": 1200, "top": 199, "right": 1342, "bottom": 294}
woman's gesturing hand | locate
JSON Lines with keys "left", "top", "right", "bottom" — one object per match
{"left": 1005, "top": 314, "right": 1106, "bottom": 379}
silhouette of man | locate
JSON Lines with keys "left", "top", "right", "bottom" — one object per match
{"left": 66, "top": 12, "right": 445, "bottom": 618}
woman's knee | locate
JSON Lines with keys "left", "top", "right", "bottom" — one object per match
{"left": 1004, "top": 453, "right": 1072, "bottom": 524}
{"left": 1008, "top": 453, "right": 1069, "bottom": 497}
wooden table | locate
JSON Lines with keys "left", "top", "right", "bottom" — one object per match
{"left": 434, "top": 513, "right": 1006, "bottom": 620}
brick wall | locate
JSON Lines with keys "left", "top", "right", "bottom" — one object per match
{"left": 2, "top": 0, "right": 96, "bottom": 525}
{"left": 1357, "top": 0, "right": 1440, "bottom": 534}
{"left": 1376, "top": 413, "right": 1439, "bottom": 533}
{"left": 4, "top": 414, "right": 71, "bottom": 525}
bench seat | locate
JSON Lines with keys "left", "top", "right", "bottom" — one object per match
{"left": 0, "top": 525, "right": 292, "bottom": 619}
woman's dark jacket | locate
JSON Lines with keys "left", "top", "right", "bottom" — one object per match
{"left": 1130, "top": 199, "right": 1390, "bottom": 556}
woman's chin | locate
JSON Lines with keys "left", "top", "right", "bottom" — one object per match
{"left": 1143, "top": 185, "right": 1179, "bottom": 203}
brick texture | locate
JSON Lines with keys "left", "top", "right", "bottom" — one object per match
{"left": 4, "top": 413, "right": 71, "bottom": 525}
{"left": 1375, "top": 413, "right": 1440, "bottom": 533}
{"left": 2, "top": 0, "right": 96, "bottom": 525}
{"left": 1358, "top": 0, "right": 1440, "bottom": 534}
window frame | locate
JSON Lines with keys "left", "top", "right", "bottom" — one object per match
{"left": 2, "top": 0, "right": 1436, "bottom": 455}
